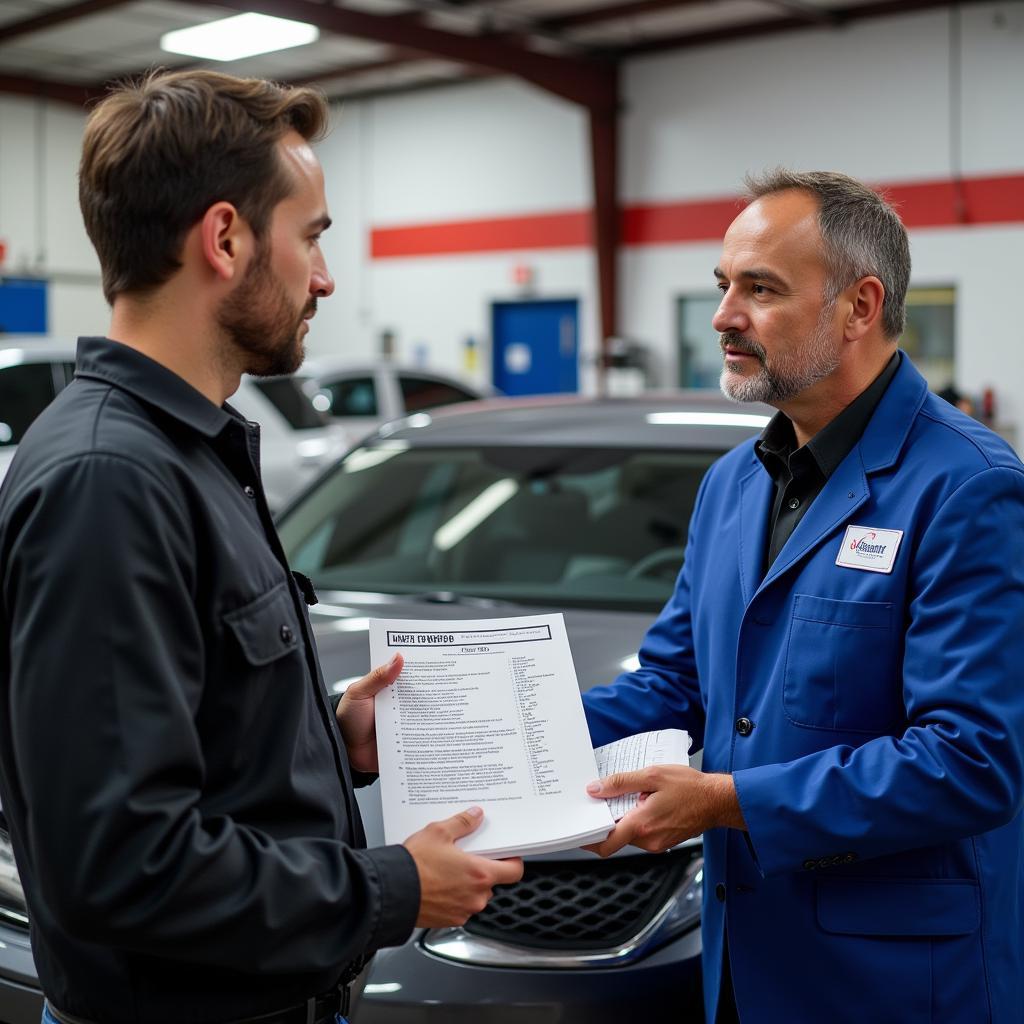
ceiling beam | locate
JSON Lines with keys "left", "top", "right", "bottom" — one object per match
{"left": 210, "top": 0, "right": 617, "bottom": 111}
{"left": 540, "top": 0, "right": 705, "bottom": 32}
{"left": 288, "top": 52, "right": 426, "bottom": 87}
{"left": 615, "top": 0, "right": 983, "bottom": 54}
{"left": 758, "top": 0, "right": 844, "bottom": 25}
{"left": 0, "top": 0, "right": 134, "bottom": 45}
{"left": 0, "top": 72, "right": 95, "bottom": 105}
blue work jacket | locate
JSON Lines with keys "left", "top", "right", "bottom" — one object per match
{"left": 585, "top": 354, "right": 1024, "bottom": 1024}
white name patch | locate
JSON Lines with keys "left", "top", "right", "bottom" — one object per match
{"left": 836, "top": 525, "right": 904, "bottom": 574}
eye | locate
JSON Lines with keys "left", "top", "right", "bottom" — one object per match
{"left": 716, "top": 281, "right": 728, "bottom": 293}
{"left": 752, "top": 283, "right": 772, "bottom": 296}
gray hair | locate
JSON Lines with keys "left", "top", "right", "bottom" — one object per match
{"left": 743, "top": 169, "right": 910, "bottom": 340}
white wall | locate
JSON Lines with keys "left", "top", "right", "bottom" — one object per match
{"left": 308, "top": 79, "right": 596, "bottom": 390}
{"left": 2, "top": 1, "right": 1022, "bottom": 422}
{"left": 619, "top": 1, "right": 1024, "bottom": 426}
{"left": 0, "top": 95, "right": 109, "bottom": 338}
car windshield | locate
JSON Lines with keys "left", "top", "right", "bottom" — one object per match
{"left": 278, "top": 444, "right": 718, "bottom": 612}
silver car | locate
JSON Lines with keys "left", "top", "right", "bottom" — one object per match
{"left": 0, "top": 390, "right": 770, "bottom": 1022}
{"left": 0, "top": 340, "right": 348, "bottom": 510}
{"left": 296, "top": 358, "right": 488, "bottom": 451}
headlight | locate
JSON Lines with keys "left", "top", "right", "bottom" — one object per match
{"left": 0, "top": 826, "right": 29, "bottom": 927}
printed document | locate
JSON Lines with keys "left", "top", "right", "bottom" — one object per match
{"left": 594, "top": 729, "right": 691, "bottom": 821}
{"left": 371, "top": 613, "right": 691, "bottom": 858}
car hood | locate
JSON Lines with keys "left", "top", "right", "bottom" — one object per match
{"left": 306, "top": 590, "right": 652, "bottom": 856}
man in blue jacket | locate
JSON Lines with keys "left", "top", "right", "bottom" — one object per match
{"left": 583, "top": 170, "right": 1024, "bottom": 1024}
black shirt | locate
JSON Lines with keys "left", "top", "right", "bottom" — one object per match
{"left": 0, "top": 338, "right": 419, "bottom": 1023}
{"left": 756, "top": 352, "right": 900, "bottom": 572}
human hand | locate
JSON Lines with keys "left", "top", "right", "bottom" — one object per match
{"left": 583, "top": 765, "right": 745, "bottom": 858}
{"left": 404, "top": 807, "right": 525, "bottom": 927}
{"left": 335, "top": 654, "right": 403, "bottom": 773}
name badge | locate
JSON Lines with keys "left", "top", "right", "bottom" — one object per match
{"left": 836, "top": 525, "right": 903, "bottom": 574}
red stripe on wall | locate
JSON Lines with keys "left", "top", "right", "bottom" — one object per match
{"left": 369, "top": 173, "right": 1024, "bottom": 258}
{"left": 622, "top": 196, "right": 744, "bottom": 245}
{"left": 370, "top": 210, "right": 591, "bottom": 258}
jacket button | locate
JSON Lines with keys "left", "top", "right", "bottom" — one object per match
{"left": 735, "top": 717, "right": 754, "bottom": 736}
{"left": 280, "top": 624, "right": 294, "bottom": 644}
{"left": 243, "top": 485, "right": 256, "bottom": 499}
{"left": 715, "top": 883, "right": 726, "bottom": 903}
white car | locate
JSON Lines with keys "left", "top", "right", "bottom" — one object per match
{"left": 297, "top": 359, "right": 488, "bottom": 449}
{"left": 0, "top": 340, "right": 348, "bottom": 511}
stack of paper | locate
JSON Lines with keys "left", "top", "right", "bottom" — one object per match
{"left": 371, "top": 613, "right": 691, "bottom": 859}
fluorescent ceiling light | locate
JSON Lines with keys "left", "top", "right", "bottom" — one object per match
{"left": 161, "top": 14, "right": 319, "bottom": 62}
{"left": 646, "top": 412, "right": 771, "bottom": 428}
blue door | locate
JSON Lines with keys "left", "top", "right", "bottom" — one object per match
{"left": 492, "top": 299, "right": 578, "bottom": 396}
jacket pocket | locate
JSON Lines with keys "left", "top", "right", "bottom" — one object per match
{"left": 783, "top": 594, "right": 899, "bottom": 732}
{"left": 817, "top": 878, "right": 981, "bottom": 937}
{"left": 224, "top": 581, "right": 301, "bottom": 666}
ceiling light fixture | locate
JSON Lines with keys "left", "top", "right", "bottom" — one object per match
{"left": 161, "top": 13, "right": 319, "bottom": 62}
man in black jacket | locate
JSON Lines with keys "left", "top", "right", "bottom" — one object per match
{"left": 0, "top": 70, "right": 521, "bottom": 1024}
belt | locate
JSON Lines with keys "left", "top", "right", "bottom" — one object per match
{"left": 46, "top": 970, "right": 360, "bottom": 1024}
{"left": 224, "top": 988, "right": 345, "bottom": 1024}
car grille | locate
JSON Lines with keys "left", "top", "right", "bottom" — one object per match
{"left": 463, "top": 849, "right": 697, "bottom": 951}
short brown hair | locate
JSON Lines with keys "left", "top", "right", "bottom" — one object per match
{"left": 744, "top": 168, "right": 911, "bottom": 340}
{"left": 80, "top": 70, "right": 330, "bottom": 303}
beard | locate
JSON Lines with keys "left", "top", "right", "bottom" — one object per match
{"left": 719, "top": 304, "right": 840, "bottom": 404}
{"left": 218, "top": 245, "right": 313, "bottom": 378}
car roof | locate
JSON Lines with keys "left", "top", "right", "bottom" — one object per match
{"left": 373, "top": 391, "right": 774, "bottom": 450}
{"left": 299, "top": 358, "right": 480, "bottom": 385}
{"left": 0, "top": 338, "right": 77, "bottom": 365}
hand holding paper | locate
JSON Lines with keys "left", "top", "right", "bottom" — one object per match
{"left": 335, "top": 653, "right": 404, "bottom": 773}
{"left": 403, "top": 806, "right": 524, "bottom": 927}
{"left": 584, "top": 767, "right": 747, "bottom": 858}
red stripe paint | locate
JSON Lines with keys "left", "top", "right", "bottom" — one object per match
{"left": 370, "top": 173, "right": 1024, "bottom": 258}
{"left": 371, "top": 210, "right": 591, "bottom": 257}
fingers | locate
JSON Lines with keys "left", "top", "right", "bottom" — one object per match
{"left": 584, "top": 824, "right": 634, "bottom": 858}
{"left": 345, "top": 654, "right": 403, "bottom": 699}
{"left": 433, "top": 805, "right": 485, "bottom": 842}
{"left": 489, "top": 856, "right": 524, "bottom": 885}
{"left": 586, "top": 768, "right": 653, "bottom": 799}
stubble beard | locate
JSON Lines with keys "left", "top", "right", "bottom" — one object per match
{"left": 719, "top": 303, "right": 841, "bottom": 405}
{"left": 218, "top": 243, "right": 312, "bottom": 378}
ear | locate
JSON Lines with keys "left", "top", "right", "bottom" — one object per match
{"left": 198, "top": 202, "right": 251, "bottom": 283}
{"left": 843, "top": 276, "right": 886, "bottom": 342}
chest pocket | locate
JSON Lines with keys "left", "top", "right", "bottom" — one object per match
{"left": 784, "top": 594, "right": 901, "bottom": 733}
{"left": 224, "top": 581, "right": 302, "bottom": 666}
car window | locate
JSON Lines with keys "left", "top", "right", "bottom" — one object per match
{"left": 399, "top": 375, "right": 477, "bottom": 413}
{"left": 248, "top": 377, "right": 330, "bottom": 430}
{"left": 0, "top": 362, "right": 59, "bottom": 446}
{"left": 319, "top": 377, "right": 379, "bottom": 418}
{"left": 278, "top": 445, "right": 718, "bottom": 613}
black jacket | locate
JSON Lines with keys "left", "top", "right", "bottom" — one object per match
{"left": 0, "top": 337, "right": 420, "bottom": 1023}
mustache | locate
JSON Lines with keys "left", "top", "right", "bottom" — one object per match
{"left": 720, "top": 332, "right": 766, "bottom": 362}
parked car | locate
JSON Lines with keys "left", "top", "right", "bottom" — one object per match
{"left": 0, "top": 390, "right": 770, "bottom": 1022}
{"left": 0, "top": 340, "right": 348, "bottom": 510}
{"left": 296, "top": 358, "right": 488, "bottom": 449}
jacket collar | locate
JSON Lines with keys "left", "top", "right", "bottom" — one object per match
{"left": 73, "top": 336, "right": 235, "bottom": 439}
{"left": 739, "top": 350, "right": 928, "bottom": 600}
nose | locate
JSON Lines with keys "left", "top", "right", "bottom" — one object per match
{"left": 712, "top": 287, "right": 748, "bottom": 335}
{"left": 310, "top": 251, "right": 335, "bottom": 299}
